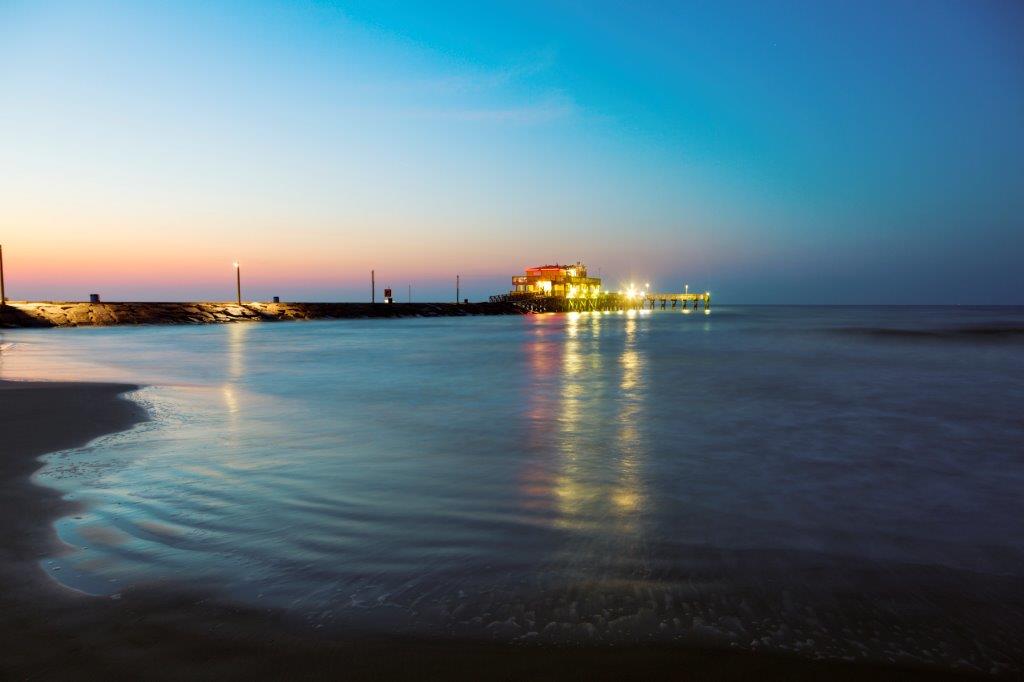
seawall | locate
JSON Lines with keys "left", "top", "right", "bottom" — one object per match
{"left": 0, "top": 301, "right": 525, "bottom": 328}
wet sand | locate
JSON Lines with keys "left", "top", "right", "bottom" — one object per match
{"left": 0, "top": 379, "right": 985, "bottom": 680}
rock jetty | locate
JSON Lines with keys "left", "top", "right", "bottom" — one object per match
{"left": 0, "top": 301, "right": 525, "bottom": 328}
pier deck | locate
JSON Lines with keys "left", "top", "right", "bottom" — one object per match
{"left": 642, "top": 292, "right": 711, "bottom": 310}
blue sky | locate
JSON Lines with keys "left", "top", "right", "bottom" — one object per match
{"left": 1, "top": 0, "right": 1022, "bottom": 302}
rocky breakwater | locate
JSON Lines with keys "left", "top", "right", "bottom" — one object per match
{"left": 0, "top": 301, "right": 525, "bottom": 328}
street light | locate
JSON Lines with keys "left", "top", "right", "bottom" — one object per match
{"left": 233, "top": 261, "right": 241, "bottom": 305}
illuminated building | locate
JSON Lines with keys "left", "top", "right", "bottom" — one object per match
{"left": 511, "top": 262, "right": 602, "bottom": 299}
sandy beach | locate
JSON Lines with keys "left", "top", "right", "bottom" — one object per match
{"left": 0, "top": 378, "right": 991, "bottom": 680}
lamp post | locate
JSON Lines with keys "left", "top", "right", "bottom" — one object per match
{"left": 233, "top": 261, "right": 241, "bottom": 305}
{"left": 0, "top": 243, "right": 5, "bottom": 308}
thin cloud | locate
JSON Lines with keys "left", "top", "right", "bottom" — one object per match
{"left": 403, "top": 94, "right": 576, "bottom": 124}
{"left": 405, "top": 47, "right": 558, "bottom": 94}
{"left": 336, "top": 48, "right": 574, "bottom": 125}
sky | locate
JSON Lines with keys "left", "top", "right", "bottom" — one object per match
{"left": 1, "top": 0, "right": 1022, "bottom": 303}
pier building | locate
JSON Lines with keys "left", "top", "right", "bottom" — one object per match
{"left": 493, "top": 262, "right": 711, "bottom": 313}
{"left": 511, "top": 262, "right": 602, "bottom": 299}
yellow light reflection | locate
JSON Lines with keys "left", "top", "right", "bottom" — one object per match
{"left": 222, "top": 385, "right": 239, "bottom": 414}
{"left": 613, "top": 316, "right": 646, "bottom": 519}
{"left": 222, "top": 322, "right": 250, "bottom": 430}
{"left": 227, "top": 322, "right": 249, "bottom": 382}
{"left": 518, "top": 307, "right": 647, "bottom": 535}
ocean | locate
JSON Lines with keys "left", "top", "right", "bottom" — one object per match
{"left": 2, "top": 306, "right": 1022, "bottom": 674}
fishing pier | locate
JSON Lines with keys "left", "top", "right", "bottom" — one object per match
{"left": 490, "top": 262, "right": 711, "bottom": 314}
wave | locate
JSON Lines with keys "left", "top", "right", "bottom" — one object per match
{"left": 835, "top": 325, "right": 1024, "bottom": 341}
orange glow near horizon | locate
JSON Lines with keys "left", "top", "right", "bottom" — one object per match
{"left": 1, "top": 221, "right": 720, "bottom": 301}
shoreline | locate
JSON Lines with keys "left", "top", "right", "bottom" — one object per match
{"left": 0, "top": 379, "right": 988, "bottom": 679}
{"left": 0, "top": 301, "right": 525, "bottom": 328}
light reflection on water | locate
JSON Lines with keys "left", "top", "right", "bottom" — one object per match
{"left": 2, "top": 307, "right": 1024, "bottom": 672}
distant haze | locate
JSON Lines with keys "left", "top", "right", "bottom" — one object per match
{"left": 1, "top": 1, "right": 1022, "bottom": 303}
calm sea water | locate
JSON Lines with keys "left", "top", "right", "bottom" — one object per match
{"left": 2, "top": 307, "right": 1023, "bottom": 673}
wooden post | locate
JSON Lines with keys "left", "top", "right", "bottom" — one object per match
{"left": 0, "top": 243, "right": 5, "bottom": 307}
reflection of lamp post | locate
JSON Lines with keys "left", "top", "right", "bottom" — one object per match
{"left": 233, "top": 262, "right": 241, "bottom": 305}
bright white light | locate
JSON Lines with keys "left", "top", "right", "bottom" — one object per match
{"left": 232, "top": 261, "right": 239, "bottom": 268}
